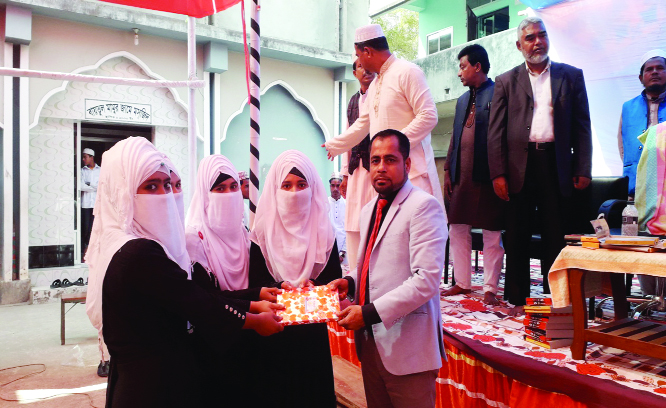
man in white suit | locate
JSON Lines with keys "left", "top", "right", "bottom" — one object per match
{"left": 329, "top": 129, "right": 448, "bottom": 408}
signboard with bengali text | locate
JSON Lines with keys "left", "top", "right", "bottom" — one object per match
{"left": 84, "top": 99, "right": 151, "bottom": 124}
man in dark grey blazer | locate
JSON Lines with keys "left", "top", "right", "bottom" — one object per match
{"left": 487, "top": 16, "right": 592, "bottom": 310}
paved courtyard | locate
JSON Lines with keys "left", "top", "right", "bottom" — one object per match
{"left": 0, "top": 301, "right": 106, "bottom": 408}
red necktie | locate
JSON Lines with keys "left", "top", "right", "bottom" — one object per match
{"left": 358, "top": 199, "right": 388, "bottom": 306}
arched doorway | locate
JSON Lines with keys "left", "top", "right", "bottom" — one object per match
{"left": 221, "top": 82, "right": 332, "bottom": 193}
{"left": 28, "top": 54, "right": 196, "bottom": 270}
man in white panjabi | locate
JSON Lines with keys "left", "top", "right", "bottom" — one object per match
{"left": 324, "top": 24, "right": 444, "bottom": 210}
{"left": 238, "top": 171, "right": 251, "bottom": 229}
{"left": 341, "top": 59, "right": 377, "bottom": 271}
{"left": 328, "top": 172, "right": 348, "bottom": 266}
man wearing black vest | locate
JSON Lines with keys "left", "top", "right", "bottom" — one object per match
{"left": 342, "top": 59, "right": 376, "bottom": 271}
{"left": 442, "top": 44, "right": 505, "bottom": 305}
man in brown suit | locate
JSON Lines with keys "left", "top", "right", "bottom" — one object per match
{"left": 487, "top": 17, "right": 592, "bottom": 309}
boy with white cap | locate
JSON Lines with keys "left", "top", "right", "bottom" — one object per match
{"left": 80, "top": 147, "right": 100, "bottom": 258}
{"left": 618, "top": 49, "right": 666, "bottom": 296}
{"left": 323, "top": 24, "right": 444, "bottom": 210}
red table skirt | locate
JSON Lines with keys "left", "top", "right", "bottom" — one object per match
{"left": 327, "top": 322, "right": 586, "bottom": 408}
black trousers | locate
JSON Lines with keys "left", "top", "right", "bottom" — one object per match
{"left": 81, "top": 208, "right": 94, "bottom": 252}
{"left": 503, "top": 146, "right": 568, "bottom": 306}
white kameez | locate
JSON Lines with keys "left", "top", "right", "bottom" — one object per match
{"left": 341, "top": 91, "right": 377, "bottom": 234}
{"left": 326, "top": 55, "right": 444, "bottom": 209}
{"left": 328, "top": 196, "right": 347, "bottom": 252}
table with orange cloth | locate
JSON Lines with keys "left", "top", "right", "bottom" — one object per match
{"left": 549, "top": 246, "right": 666, "bottom": 361}
{"left": 327, "top": 322, "right": 588, "bottom": 408}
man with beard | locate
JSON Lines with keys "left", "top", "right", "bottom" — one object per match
{"left": 487, "top": 17, "right": 592, "bottom": 311}
{"left": 329, "top": 129, "right": 447, "bottom": 408}
{"left": 618, "top": 50, "right": 666, "bottom": 296}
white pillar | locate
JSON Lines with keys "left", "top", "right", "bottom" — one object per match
{"left": 2, "top": 43, "right": 14, "bottom": 283}
{"left": 187, "top": 17, "right": 197, "bottom": 203}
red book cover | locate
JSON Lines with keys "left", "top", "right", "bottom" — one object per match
{"left": 525, "top": 319, "right": 574, "bottom": 330}
{"left": 525, "top": 327, "right": 573, "bottom": 340}
{"left": 526, "top": 298, "right": 553, "bottom": 306}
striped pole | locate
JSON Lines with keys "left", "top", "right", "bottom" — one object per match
{"left": 248, "top": 0, "right": 261, "bottom": 229}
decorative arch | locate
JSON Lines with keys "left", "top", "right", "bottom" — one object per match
{"left": 221, "top": 79, "right": 330, "bottom": 144}
{"left": 29, "top": 51, "right": 202, "bottom": 140}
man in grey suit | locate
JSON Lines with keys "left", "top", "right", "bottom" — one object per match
{"left": 487, "top": 17, "right": 592, "bottom": 310}
{"left": 329, "top": 129, "right": 448, "bottom": 408}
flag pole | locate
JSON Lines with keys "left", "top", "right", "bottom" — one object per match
{"left": 248, "top": 0, "right": 261, "bottom": 229}
{"left": 187, "top": 16, "right": 197, "bottom": 203}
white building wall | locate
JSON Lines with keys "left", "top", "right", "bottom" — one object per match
{"left": 211, "top": 0, "right": 341, "bottom": 52}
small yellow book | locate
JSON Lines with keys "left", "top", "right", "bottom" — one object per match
{"left": 604, "top": 236, "right": 659, "bottom": 246}
{"left": 524, "top": 336, "right": 573, "bottom": 349}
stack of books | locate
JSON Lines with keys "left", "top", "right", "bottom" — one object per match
{"left": 523, "top": 298, "right": 574, "bottom": 349}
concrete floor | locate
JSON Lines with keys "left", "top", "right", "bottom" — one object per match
{"left": 0, "top": 302, "right": 362, "bottom": 408}
{"left": 0, "top": 301, "right": 106, "bottom": 407}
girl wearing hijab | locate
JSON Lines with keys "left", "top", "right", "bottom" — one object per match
{"left": 249, "top": 150, "right": 341, "bottom": 408}
{"left": 85, "top": 137, "right": 283, "bottom": 408}
{"left": 185, "top": 154, "right": 282, "bottom": 406}
{"left": 162, "top": 155, "right": 185, "bottom": 223}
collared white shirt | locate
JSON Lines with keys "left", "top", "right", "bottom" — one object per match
{"left": 80, "top": 164, "right": 101, "bottom": 208}
{"left": 526, "top": 59, "right": 555, "bottom": 143}
{"left": 328, "top": 196, "right": 346, "bottom": 252}
{"left": 243, "top": 200, "right": 250, "bottom": 230}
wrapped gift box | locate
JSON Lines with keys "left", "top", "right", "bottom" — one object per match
{"left": 277, "top": 286, "right": 340, "bottom": 326}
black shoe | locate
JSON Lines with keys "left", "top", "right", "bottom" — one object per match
{"left": 97, "top": 360, "right": 110, "bottom": 377}
{"left": 74, "top": 277, "right": 85, "bottom": 286}
{"left": 62, "top": 279, "right": 73, "bottom": 288}
{"left": 50, "top": 279, "right": 62, "bottom": 289}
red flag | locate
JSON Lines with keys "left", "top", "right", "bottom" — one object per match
{"left": 100, "top": 0, "right": 242, "bottom": 18}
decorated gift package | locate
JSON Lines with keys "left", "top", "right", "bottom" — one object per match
{"left": 277, "top": 285, "right": 341, "bottom": 326}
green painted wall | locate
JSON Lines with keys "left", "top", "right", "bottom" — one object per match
{"left": 471, "top": 0, "right": 528, "bottom": 32}
{"left": 416, "top": 0, "right": 527, "bottom": 56}
{"left": 418, "top": 0, "right": 467, "bottom": 54}
{"left": 220, "top": 85, "right": 332, "bottom": 194}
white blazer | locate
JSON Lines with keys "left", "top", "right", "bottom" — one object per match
{"left": 349, "top": 180, "right": 448, "bottom": 376}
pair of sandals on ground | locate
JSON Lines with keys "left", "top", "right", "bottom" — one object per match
{"left": 50, "top": 277, "right": 86, "bottom": 288}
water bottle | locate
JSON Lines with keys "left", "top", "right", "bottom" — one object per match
{"left": 621, "top": 202, "right": 638, "bottom": 236}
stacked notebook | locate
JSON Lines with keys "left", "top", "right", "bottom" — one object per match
{"left": 523, "top": 298, "right": 574, "bottom": 349}
{"left": 565, "top": 234, "right": 663, "bottom": 252}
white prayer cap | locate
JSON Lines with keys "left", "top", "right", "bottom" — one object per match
{"left": 640, "top": 49, "right": 666, "bottom": 69}
{"left": 237, "top": 171, "right": 249, "bottom": 180}
{"left": 355, "top": 24, "right": 385, "bottom": 43}
{"left": 83, "top": 148, "right": 95, "bottom": 156}
{"left": 329, "top": 172, "right": 342, "bottom": 182}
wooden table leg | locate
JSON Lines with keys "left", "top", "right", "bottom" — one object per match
{"left": 609, "top": 273, "right": 629, "bottom": 319}
{"left": 61, "top": 299, "right": 65, "bottom": 346}
{"left": 568, "top": 268, "right": 588, "bottom": 360}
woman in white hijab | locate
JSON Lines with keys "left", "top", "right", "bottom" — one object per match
{"left": 162, "top": 155, "right": 185, "bottom": 223}
{"left": 185, "top": 154, "right": 282, "bottom": 407}
{"left": 85, "top": 137, "right": 282, "bottom": 408}
{"left": 249, "top": 150, "right": 341, "bottom": 408}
